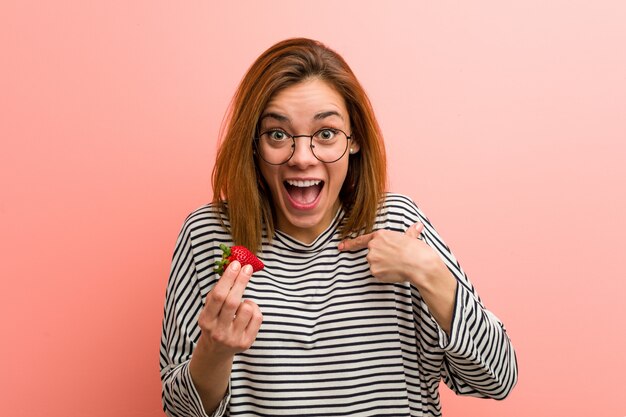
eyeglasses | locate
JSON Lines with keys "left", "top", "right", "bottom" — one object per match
{"left": 255, "top": 128, "right": 352, "bottom": 165}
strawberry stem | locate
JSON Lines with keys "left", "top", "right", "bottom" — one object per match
{"left": 219, "top": 244, "right": 231, "bottom": 257}
{"left": 214, "top": 244, "right": 233, "bottom": 275}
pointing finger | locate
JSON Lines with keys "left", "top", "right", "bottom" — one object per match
{"left": 338, "top": 233, "right": 375, "bottom": 252}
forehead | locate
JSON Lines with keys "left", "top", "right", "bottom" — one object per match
{"left": 263, "top": 78, "right": 348, "bottom": 119}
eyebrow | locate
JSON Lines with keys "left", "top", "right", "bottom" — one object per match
{"left": 314, "top": 110, "right": 344, "bottom": 121}
{"left": 259, "top": 110, "right": 344, "bottom": 123}
{"left": 260, "top": 112, "right": 290, "bottom": 123}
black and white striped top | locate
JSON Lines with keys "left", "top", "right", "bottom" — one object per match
{"left": 160, "top": 193, "right": 517, "bottom": 417}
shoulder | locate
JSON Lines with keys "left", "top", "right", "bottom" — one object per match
{"left": 179, "top": 202, "right": 232, "bottom": 247}
{"left": 379, "top": 192, "right": 424, "bottom": 218}
{"left": 381, "top": 192, "right": 419, "bottom": 212}
{"left": 376, "top": 192, "right": 434, "bottom": 231}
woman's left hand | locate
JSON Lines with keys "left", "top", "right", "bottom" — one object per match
{"left": 338, "top": 223, "right": 441, "bottom": 286}
{"left": 338, "top": 222, "right": 458, "bottom": 334}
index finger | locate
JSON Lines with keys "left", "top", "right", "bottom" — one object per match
{"left": 204, "top": 261, "right": 249, "bottom": 316}
{"left": 217, "top": 264, "right": 254, "bottom": 322}
{"left": 338, "top": 233, "right": 375, "bottom": 252}
{"left": 213, "top": 260, "right": 242, "bottom": 292}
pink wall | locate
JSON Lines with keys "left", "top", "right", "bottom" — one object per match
{"left": 1, "top": 1, "right": 625, "bottom": 416}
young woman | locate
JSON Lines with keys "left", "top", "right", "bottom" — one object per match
{"left": 160, "top": 38, "right": 517, "bottom": 417}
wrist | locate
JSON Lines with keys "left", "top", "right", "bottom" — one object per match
{"left": 407, "top": 255, "right": 447, "bottom": 290}
{"left": 189, "top": 334, "right": 234, "bottom": 403}
{"left": 193, "top": 333, "right": 235, "bottom": 365}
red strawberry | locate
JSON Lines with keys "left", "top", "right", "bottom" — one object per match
{"left": 214, "top": 244, "right": 264, "bottom": 276}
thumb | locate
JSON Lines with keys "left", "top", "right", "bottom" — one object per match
{"left": 405, "top": 222, "right": 424, "bottom": 239}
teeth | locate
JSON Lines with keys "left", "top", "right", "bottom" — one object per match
{"left": 286, "top": 179, "right": 321, "bottom": 187}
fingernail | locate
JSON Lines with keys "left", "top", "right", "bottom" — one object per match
{"left": 230, "top": 260, "right": 241, "bottom": 271}
{"left": 338, "top": 242, "right": 344, "bottom": 251}
{"left": 242, "top": 264, "right": 253, "bottom": 274}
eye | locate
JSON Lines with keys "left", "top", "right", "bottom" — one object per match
{"left": 315, "top": 128, "right": 338, "bottom": 141}
{"left": 266, "top": 129, "right": 289, "bottom": 141}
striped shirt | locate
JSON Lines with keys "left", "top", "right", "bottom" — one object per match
{"left": 160, "top": 193, "right": 517, "bottom": 416}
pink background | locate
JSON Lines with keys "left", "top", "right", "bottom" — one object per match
{"left": 1, "top": 1, "right": 625, "bottom": 416}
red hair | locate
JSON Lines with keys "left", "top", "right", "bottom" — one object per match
{"left": 212, "top": 38, "right": 387, "bottom": 251}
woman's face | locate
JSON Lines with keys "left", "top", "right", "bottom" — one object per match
{"left": 258, "top": 78, "right": 359, "bottom": 243}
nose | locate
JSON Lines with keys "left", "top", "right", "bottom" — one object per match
{"left": 287, "top": 136, "right": 317, "bottom": 167}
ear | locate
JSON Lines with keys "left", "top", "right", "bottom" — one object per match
{"left": 349, "top": 140, "right": 361, "bottom": 155}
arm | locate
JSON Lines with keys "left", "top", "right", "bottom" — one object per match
{"left": 437, "top": 282, "right": 518, "bottom": 399}
{"left": 189, "top": 261, "right": 261, "bottom": 413}
{"left": 160, "top": 219, "right": 219, "bottom": 417}
{"left": 415, "top": 210, "right": 518, "bottom": 399}
{"left": 339, "top": 202, "right": 518, "bottom": 399}
{"left": 160, "top": 218, "right": 262, "bottom": 416}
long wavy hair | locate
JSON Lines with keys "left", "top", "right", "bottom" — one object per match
{"left": 211, "top": 38, "right": 387, "bottom": 252}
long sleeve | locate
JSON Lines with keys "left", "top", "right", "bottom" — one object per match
{"left": 437, "top": 283, "right": 518, "bottom": 399}
{"left": 406, "top": 196, "right": 518, "bottom": 400}
{"left": 159, "top": 213, "right": 231, "bottom": 417}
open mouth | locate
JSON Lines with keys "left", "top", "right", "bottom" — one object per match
{"left": 284, "top": 179, "right": 324, "bottom": 206}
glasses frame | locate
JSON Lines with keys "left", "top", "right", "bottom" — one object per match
{"left": 254, "top": 128, "right": 353, "bottom": 165}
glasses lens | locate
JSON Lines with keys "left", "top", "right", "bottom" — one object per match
{"left": 257, "top": 129, "right": 350, "bottom": 164}
{"left": 311, "top": 129, "right": 349, "bottom": 163}
{"left": 258, "top": 131, "right": 294, "bottom": 164}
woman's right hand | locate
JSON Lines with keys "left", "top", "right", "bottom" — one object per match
{"left": 198, "top": 260, "right": 263, "bottom": 357}
{"left": 189, "top": 260, "right": 263, "bottom": 414}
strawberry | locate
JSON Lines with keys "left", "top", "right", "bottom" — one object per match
{"left": 214, "top": 244, "right": 264, "bottom": 276}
